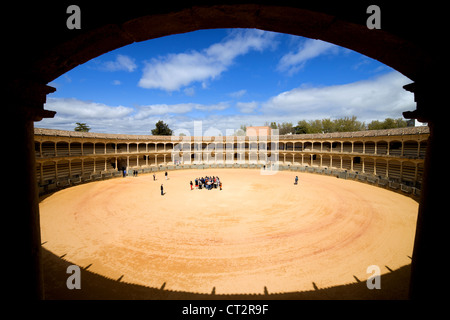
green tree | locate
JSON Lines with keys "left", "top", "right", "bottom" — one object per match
{"left": 278, "top": 122, "right": 294, "bottom": 135}
{"left": 293, "top": 120, "right": 309, "bottom": 134}
{"left": 333, "top": 116, "right": 365, "bottom": 132}
{"left": 367, "top": 120, "right": 383, "bottom": 130}
{"left": 308, "top": 119, "right": 323, "bottom": 133}
{"left": 151, "top": 120, "right": 173, "bottom": 136}
{"left": 74, "top": 122, "right": 90, "bottom": 132}
{"left": 367, "top": 118, "right": 408, "bottom": 130}
{"left": 321, "top": 118, "right": 335, "bottom": 133}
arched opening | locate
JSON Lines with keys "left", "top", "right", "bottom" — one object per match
{"left": 56, "top": 141, "right": 69, "bottom": 157}
{"left": 10, "top": 2, "right": 445, "bottom": 300}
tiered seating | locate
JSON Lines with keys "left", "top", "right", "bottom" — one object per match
{"left": 56, "top": 160, "right": 70, "bottom": 179}
{"left": 365, "top": 142, "right": 375, "bottom": 154}
{"left": 83, "top": 143, "right": 94, "bottom": 155}
{"left": 34, "top": 127, "right": 429, "bottom": 197}
{"left": 388, "top": 161, "right": 401, "bottom": 180}
{"left": 403, "top": 141, "right": 419, "bottom": 157}
{"left": 353, "top": 142, "right": 363, "bottom": 153}
{"left": 401, "top": 162, "right": 416, "bottom": 182}
{"left": 94, "top": 143, "right": 105, "bottom": 154}
{"left": 56, "top": 142, "right": 69, "bottom": 156}
{"left": 342, "top": 157, "right": 351, "bottom": 170}
{"left": 375, "top": 159, "right": 387, "bottom": 176}
{"left": 352, "top": 157, "right": 362, "bottom": 172}
{"left": 70, "top": 159, "right": 82, "bottom": 176}
{"left": 106, "top": 143, "right": 116, "bottom": 154}
{"left": 376, "top": 141, "right": 388, "bottom": 155}
{"left": 388, "top": 141, "right": 402, "bottom": 156}
{"left": 342, "top": 142, "right": 352, "bottom": 153}
{"left": 70, "top": 142, "right": 82, "bottom": 156}
{"left": 41, "top": 142, "right": 55, "bottom": 157}
{"left": 41, "top": 161, "right": 56, "bottom": 183}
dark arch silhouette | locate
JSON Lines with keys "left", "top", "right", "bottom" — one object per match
{"left": 7, "top": 1, "right": 445, "bottom": 300}
{"left": 16, "top": 2, "right": 431, "bottom": 85}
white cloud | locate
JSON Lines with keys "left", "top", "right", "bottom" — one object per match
{"left": 229, "top": 89, "right": 247, "bottom": 98}
{"left": 138, "top": 29, "right": 276, "bottom": 91}
{"left": 40, "top": 72, "right": 414, "bottom": 135}
{"left": 261, "top": 71, "right": 415, "bottom": 122}
{"left": 101, "top": 54, "right": 137, "bottom": 72}
{"left": 39, "top": 97, "right": 135, "bottom": 133}
{"left": 133, "top": 104, "right": 195, "bottom": 119}
{"left": 40, "top": 98, "right": 232, "bottom": 134}
{"left": 194, "top": 102, "right": 229, "bottom": 112}
{"left": 183, "top": 87, "right": 195, "bottom": 96}
{"left": 44, "top": 97, "right": 133, "bottom": 119}
{"left": 236, "top": 101, "right": 259, "bottom": 113}
{"left": 277, "top": 39, "right": 339, "bottom": 75}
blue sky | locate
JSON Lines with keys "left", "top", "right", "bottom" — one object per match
{"left": 38, "top": 28, "right": 417, "bottom": 135}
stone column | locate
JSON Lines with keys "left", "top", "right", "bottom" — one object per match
{"left": 403, "top": 81, "right": 445, "bottom": 300}
{"left": 9, "top": 83, "right": 56, "bottom": 300}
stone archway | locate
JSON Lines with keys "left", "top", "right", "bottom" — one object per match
{"left": 7, "top": 2, "right": 445, "bottom": 300}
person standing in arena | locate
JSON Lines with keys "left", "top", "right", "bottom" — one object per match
{"left": 161, "top": 184, "right": 164, "bottom": 196}
{"left": 190, "top": 181, "right": 193, "bottom": 190}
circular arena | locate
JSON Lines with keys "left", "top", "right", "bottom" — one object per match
{"left": 40, "top": 168, "right": 418, "bottom": 295}
{"left": 37, "top": 126, "right": 427, "bottom": 297}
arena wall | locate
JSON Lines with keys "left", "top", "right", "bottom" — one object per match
{"left": 34, "top": 126, "right": 429, "bottom": 198}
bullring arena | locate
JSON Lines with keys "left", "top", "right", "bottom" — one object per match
{"left": 36, "top": 126, "right": 429, "bottom": 298}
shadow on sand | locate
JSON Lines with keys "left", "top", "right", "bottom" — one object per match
{"left": 42, "top": 248, "right": 410, "bottom": 300}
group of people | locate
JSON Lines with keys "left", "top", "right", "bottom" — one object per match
{"left": 190, "top": 176, "right": 222, "bottom": 191}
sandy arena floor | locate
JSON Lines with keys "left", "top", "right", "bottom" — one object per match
{"left": 39, "top": 168, "right": 418, "bottom": 295}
